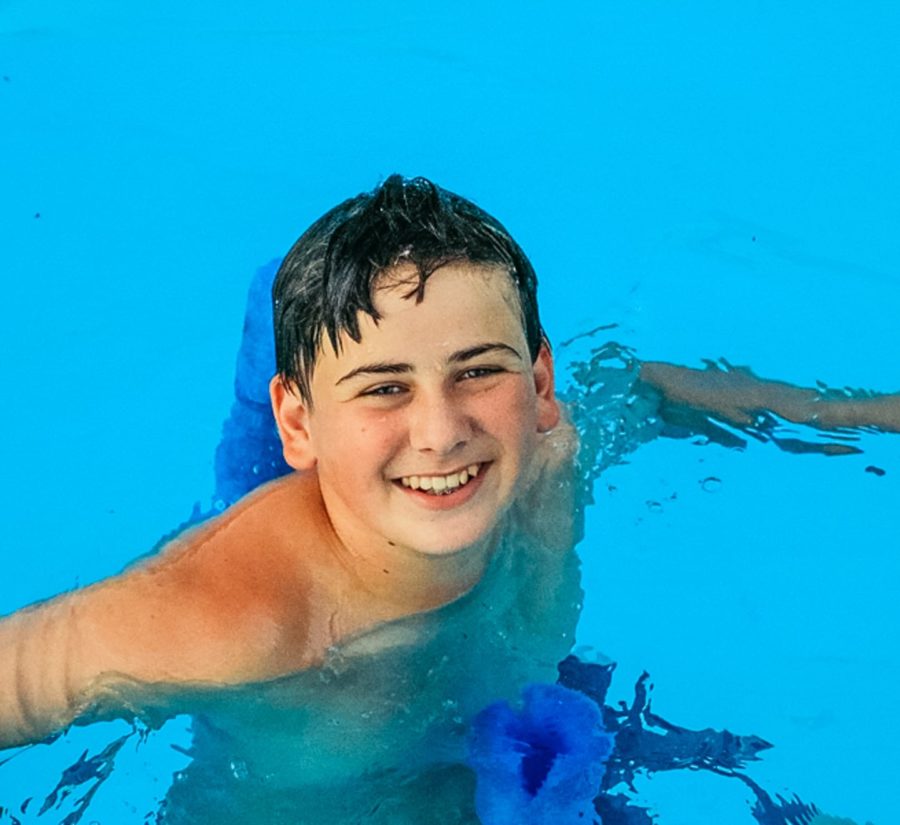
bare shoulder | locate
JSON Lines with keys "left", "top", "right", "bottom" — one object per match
{"left": 511, "top": 404, "right": 580, "bottom": 552}
{"left": 0, "top": 474, "right": 336, "bottom": 747}
{"left": 75, "top": 472, "right": 332, "bottom": 687}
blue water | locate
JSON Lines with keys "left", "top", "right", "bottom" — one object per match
{"left": 2, "top": 2, "right": 899, "bottom": 822}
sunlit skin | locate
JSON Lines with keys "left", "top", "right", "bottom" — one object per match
{"left": 270, "top": 261, "right": 560, "bottom": 611}
{"left": 8, "top": 261, "right": 893, "bottom": 750}
{"left": 0, "top": 261, "right": 565, "bottom": 748}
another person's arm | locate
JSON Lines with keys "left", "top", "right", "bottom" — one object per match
{"left": 639, "top": 361, "right": 900, "bottom": 433}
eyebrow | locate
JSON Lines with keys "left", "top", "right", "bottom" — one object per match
{"left": 335, "top": 342, "right": 523, "bottom": 385}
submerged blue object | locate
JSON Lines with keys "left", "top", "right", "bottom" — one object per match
{"left": 232, "top": 258, "right": 282, "bottom": 406}
{"left": 467, "top": 683, "right": 614, "bottom": 825}
{"left": 214, "top": 258, "right": 291, "bottom": 507}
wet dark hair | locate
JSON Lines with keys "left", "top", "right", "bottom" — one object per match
{"left": 273, "top": 174, "right": 545, "bottom": 403}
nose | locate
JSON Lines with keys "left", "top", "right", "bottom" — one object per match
{"left": 407, "top": 387, "right": 473, "bottom": 456}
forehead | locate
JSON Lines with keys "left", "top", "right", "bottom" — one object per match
{"left": 372, "top": 261, "right": 522, "bottom": 325}
{"left": 312, "top": 262, "right": 526, "bottom": 381}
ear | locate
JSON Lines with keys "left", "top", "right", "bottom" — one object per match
{"left": 533, "top": 343, "right": 560, "bottom": 433}
{"left": 269, "top": 376, "right": 317, "bottom": 471}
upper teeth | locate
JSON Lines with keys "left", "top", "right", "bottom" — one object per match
{"left": 400, "top": 464, "right": 481, "bottom": 493}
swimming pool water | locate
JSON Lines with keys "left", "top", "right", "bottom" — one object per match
{"left": 2, "top": 3, "right": 899, "bottom": 822}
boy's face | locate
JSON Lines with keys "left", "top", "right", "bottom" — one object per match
{"left": 272, "top": 262, "right": 559, "bottom": 559}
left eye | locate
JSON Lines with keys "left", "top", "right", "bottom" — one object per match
{"left": 460, "top": 366, "right": 502, "bottom": 380}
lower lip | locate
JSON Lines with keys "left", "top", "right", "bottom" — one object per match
{"left": 394, "top": 464, "right": 490, "bottom": 511}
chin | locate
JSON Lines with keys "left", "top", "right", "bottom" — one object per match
{"left": 402, "top": 524, "right": 497, "bottom": 558}
{"left": 413, "top": 542, "right": 478, "bottom": 558}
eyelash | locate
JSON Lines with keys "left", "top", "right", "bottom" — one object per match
{"left": 360, "top": 367, "right": 504, "bottom": 397}
{"left": 460, "top": 366, "right": 503, "bottom": 380}
{"left": 363, "top": 384, "right": 405, "bottom": 397}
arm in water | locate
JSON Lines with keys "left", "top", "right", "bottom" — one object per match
{"left": 639, "top": 360, "right": 900, "bottom": 434}
{"left": 0, "top": 477, "right": 320, "bottom": 750}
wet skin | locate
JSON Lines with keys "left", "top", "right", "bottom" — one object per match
{"left": 0, "top": 262, "right": 565, "bottom": 748}
{"left": 270, "top": 261, "right": 560, "bottom": 609}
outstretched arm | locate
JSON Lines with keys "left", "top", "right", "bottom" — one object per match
{"left": 0, "top": 594, "right": 86, "bottom": 748}
{"left": 0, "top": 571, "right": 249, "bottom": 750}
{"left": 0, "top": 479, "right": 322, "bottom": 750}
{"left": 0, "top": 579, "right": 189, "bottom": 749}
{"left": 639, "top": 361, "right": 900, "bottom": 434}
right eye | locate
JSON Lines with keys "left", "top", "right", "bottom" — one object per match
{"left": 361, "top": 384, "right": 406, "bottom": 397}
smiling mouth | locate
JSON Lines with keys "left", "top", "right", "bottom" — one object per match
{"left": 396, "top": 463, "right": 484, "bottom": 496}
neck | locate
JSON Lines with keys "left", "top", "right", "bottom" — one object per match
{"left": 321, "top": 497, "right": 497, "bottom": 616}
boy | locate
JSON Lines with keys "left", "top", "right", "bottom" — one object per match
{"left": 1, "top": 176, "right": 898, "bottom": 818}
{"left": 0, "top": 175, "right": 576, "bottom": 754}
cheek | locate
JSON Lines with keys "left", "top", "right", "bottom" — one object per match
{"left": 319, "top": 413, "right": 403, "bottom": 474}
{"left": 486, "top": 382, "right": 537, "bottom": 430}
